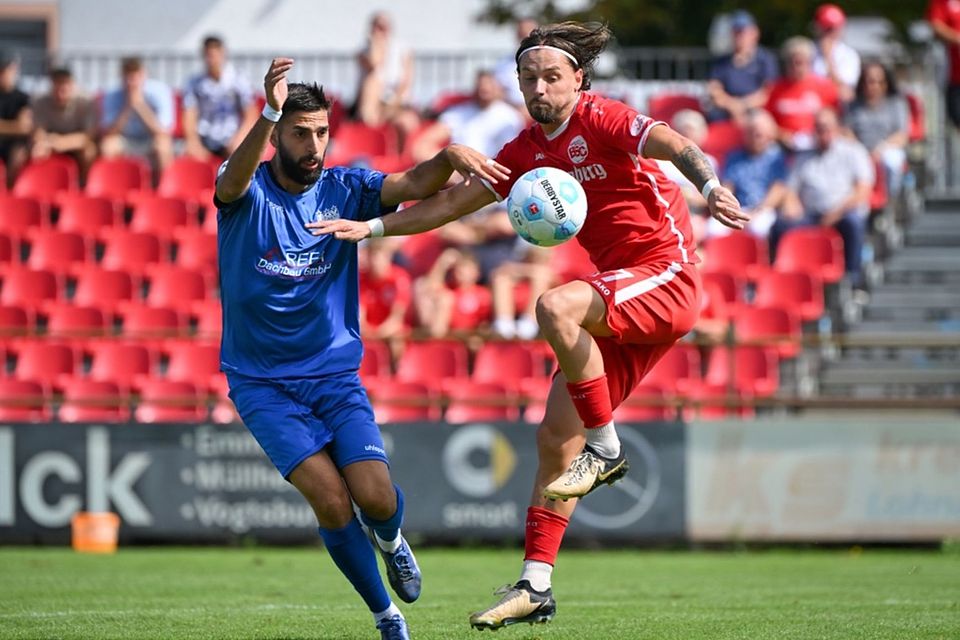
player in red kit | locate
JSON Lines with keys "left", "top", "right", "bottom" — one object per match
{"left": 309, "top": 22, "right": 747, "bottom": 631}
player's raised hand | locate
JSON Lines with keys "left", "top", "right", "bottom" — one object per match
{"left": 446, "top": 143, "right": 511, "bottom": 185}
{"left": 305, "top": 219, "right": 372, "bottom": 243}
{"left": 708, "top": 185, "right": 750, "bottom": 230}
{"left": 265, "top": 57, "right": 294, "bottom": 112}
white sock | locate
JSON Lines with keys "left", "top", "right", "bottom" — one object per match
{"left": 515, "top": 315, "right": 540, "bottom": 340}
{"left": 373, "top": 602, "right": 403, "bottom": 624}
{"left": 493, "top": 317, "right": 517, "bottom": 339}
{"left": 375, "top": 530, "right": 402, "bottom": 553}
{"left": 519, "top": 560, "right": 553, "bottom": 592}
{"left": 585, "top": 421, "right": 621, "bottom": 458}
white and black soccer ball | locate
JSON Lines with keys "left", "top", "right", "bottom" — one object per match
{"left": 506, "top": 167, "right": 587, "bottom": 247}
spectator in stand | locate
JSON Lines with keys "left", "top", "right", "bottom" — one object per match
{"left": 413, "top": 247, "right": 491, "bottom": 337}
{"left": 928, "top": 0, "right": 960, "bottom": 128}
{"left": 410, "top": 69, "right": 524, "bottom": 162}
{"left": 0, "top": 51, "right": 31, "bottom": 188}
{"left": 359, "top": 238, "right": 411, "bottom": 347}
{"left": 657, "top": 109, "right": 716, "bottom": 240}
{"left": 811, "top": 4, "right": 861, "bottom": 104}
{"left": 845, "top": 60, "right": 909, "bottom": 195}
{"left": 182, "top": 35, "right": 258, "bottom": 160}
{"left": 771, "top": 108, "right": 873, "bottom": 287}
{"left": 30, "top": 66, "right": 97, "bottom": 178}
{"left": 100, "top": 56, "right": 175, "bottom": 173}
{"left": 352, "top": 11, "right": 414, "bottom": 128}
{"left": 708, "top": 108, "right": 786, "bottom": 239}
{"left": 766, "top": 37, "right": 839, "bottom": 153}
{"left": 706, "top": 10, "right": 778, "bottom": 123}
{"left": 495, "top": 17, "right": 539, "bottom": 110}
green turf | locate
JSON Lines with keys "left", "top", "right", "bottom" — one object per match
{"left": 0, "top": 547, "right": 957, "bottom": 639}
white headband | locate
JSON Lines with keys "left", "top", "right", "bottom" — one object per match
{"left": 517, "top": 45, "right": 579, "bottom": 68}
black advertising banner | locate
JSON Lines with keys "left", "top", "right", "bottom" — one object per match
{"left": 0, "top": 421, "right": 686, "bottom": 544}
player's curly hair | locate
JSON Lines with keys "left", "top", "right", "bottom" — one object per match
{"left": 281, "top": 82, "right": 331, "bottom": 118}
{"left": 515, "top": 21, "right": 612, "bottom": 91}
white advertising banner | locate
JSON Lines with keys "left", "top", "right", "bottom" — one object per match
{"left": 687, "top": 417, "right": 960, "bottom": 541}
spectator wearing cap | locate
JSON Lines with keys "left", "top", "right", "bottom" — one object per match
{"left": 927, "top": 0, "right": 960, "bottom": 128}
{"left": 706, "top": 10, "right": 779, "bottom": 123}
{"left": 811, "top": 3, "right": 861, "bottom": 103}
{"left": 0, "top": 51, "right": 32, "bottom": 187}
{"left": 766, "top": 36, "right": 840, "bottom": 153}
{"left": 100, "top": 56, "right": 175, "bottom": 173}
{"left": 31, "top": 66, "right": 97, "bottom": 177}
{"left": 772, "top": 108, "right": 874, "bottom": 287}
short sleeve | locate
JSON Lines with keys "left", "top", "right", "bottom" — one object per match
{"left": 589, "top": 98, "right": 666, "bottom": 158}
{"left": 151, "top": 82, "right": 176, "bottom": 131}
{"left": 181, "top": 77, "right": 198, "bottom": 110}
{"left": 214, "top": 161, "right": 264, "bottom": 215}
{"left": 100, "top": 90, "right": 122, "bottom": 129}
{"left": 770, "top": 150, "right": 788, "bottom": 183}
{"left": 350, "top": 169, "right": 396, "bottom": 221}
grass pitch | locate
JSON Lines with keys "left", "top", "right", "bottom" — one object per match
{"left": 1, "top": 546, "right": 957, "bottom": 639}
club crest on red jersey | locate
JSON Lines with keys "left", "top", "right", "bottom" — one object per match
{"left": 567, "top": 135, "right": 589, "bottom": 164}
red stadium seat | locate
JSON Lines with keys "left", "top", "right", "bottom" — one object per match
{"left": 13, "top": 341, "right": 77, "bottom": 388}
{"left": 703, "top": 346, "right": 779, "bottom": 398}
{"left": 87, "top": 341, "right": 155, "bottom": 386}
{"left": 85, "top": 157, "right": 150, "bottom": 204}
{"left": 395, "top": 340, "right": 469, "bottom": 391}
{"left": 145, "top": 266, "right": 209, "bottom": 310}
{"left": 520, "top": 377, "right": 554, "bottom": 425}
{"left": 162, "top": 340, "right": 220, "bottom": 391}
{"left": 55, "top": 195, "right": 120, "bottom": 239}
{"left": 0, "top": 195, "right": 47, "bottom": 238}
{"left": 905, "top": 93, "right": 925, "bottom": 143}
{"left": 702, "top": 120, "right": 744, "bottom": 165}
{"left": 397, "top": 230, "right": 446, "bottom": 279}
{"left": 71, "top": 267, "right": 136, "bottom": 312}
{"left": 754, "top": 271, "right": 825, "bottom": 323}
{"left": 12, "top": 157, "right": 78, "bottom": 205}
{"left": 119, "top": 304, "right": 186, "bottom": 340}
{"left": 44, "top": 304, "right": 109, "bottom": 338}
{"left": 774, "top": 227, "right": 844, "bottom": 284}
{"left": 702, "top": 233, "right": 769, "bottom": 281}
{"left": 135, "top": 380, "right": 207, "bottom": 423}
{"left": 0, "top": 268, "right": 60, "bottom": 310}
{"left": 733, "top": 305, "right": 802, "bottom": 359}
{"left": 869, "top": 157, "right": 887, "bottom": 211}
{"left": 59, "top": 380, "right": 131, "bottom": 423}
{"left": 100, "top": 231, "right": 166, "bottom": 276}
{"left": 158, "top": 157, "right": 216, "bottom": 205}
{"left": 472, "top": 341, "right": 546, "bottom": 388}
{"left": 644, "top": 344, "right": 701, "bottom": 395}
{"left": 549, "top": 239, "right": 597, "bottom": 283}
{"left": 369, "top": 154, "right": 415, "bottom": 174}
{"left": 369, "top": 380, "right": 439, "bottom": 423}
{"left": 0, "top": 379, "right": 51, "bottom": 422}
{"left": 129, "top": 196, "right": 195, "bottom": 241}
{"left": 445, "top": 381, "right": 519, "bottom": 423}
{"left": 0, "top": 304, "right": 31, "bottom": 336}
{"left": 613, "top": 382, "right": 674, "bottom": 422}
{"left": 360, "top": 339, "right": 393, "bottom": 383}
{"left": 332, "top": 122, "right": 393, "bottom": 161}
{"left": 173, "top": 229, "right": 218, "bottom": 277}
{"left": 0, "top": 232, "right": 13, "bottom": 266}
{"left": 25, "top": 230, "right": 89, "bottom": 275}
{"left": 192, "top": 299, "right": 222, "bottom": 339}
{"left": 647, "top": 93, "right": 703, "bottom": 123}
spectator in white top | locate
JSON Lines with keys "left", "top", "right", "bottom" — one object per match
{"left": 811, "top": 3, "right": 861, "bottom": 103}
{"left": 656, "top": 109, "right": 717, "bottom": 242}
{"left": 771, "top": 108, "right": 874, "bottom": 286}
{"left": 352, "top": 11, "right": 414, "bottom": 128}
{"left": 182, "top": 35, "right": 258, "bottom": 160}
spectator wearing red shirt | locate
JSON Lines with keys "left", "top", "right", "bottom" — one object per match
{"left": 766, "top": 36, "right": 839, "bottom": 152}
{"left": 359, "top": 238, "right": 411, "bottom": 341}
{"left": 927, "top": 0, "right": 960, "bottom": 127}
{"left": 413, "top": 248, "right": 491, "bottom": 337}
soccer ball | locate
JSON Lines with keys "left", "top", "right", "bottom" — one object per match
{"left": 506, "top": 167, "right": 587, "bottom": 247}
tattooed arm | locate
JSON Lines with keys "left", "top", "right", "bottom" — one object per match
{"left": 642, "top": 124, "right": 749, "bottom": 230}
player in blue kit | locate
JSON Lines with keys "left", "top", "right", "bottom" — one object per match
{"left": 215, "top": 57, "right": 510, "bottom": 640}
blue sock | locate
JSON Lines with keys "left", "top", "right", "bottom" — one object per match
{"left": 318, "top": 519, "right": 391, "bottom": 613}
{"left": 360, "top": 484, "right": 404, "bottom": 543}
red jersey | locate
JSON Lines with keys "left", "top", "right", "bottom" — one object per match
{"left": 765, "top": 75, "right": 839, "bottom": 136}
{"left": 928, "top": 0, "right": 960, "bottom": 84}
{"left": 359, "top": 265, "right": 411, "bottom": 327}
{"left": 488, "top": 92, "right": 696, "bottom": 272}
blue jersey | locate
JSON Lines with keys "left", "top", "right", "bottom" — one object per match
{"left": 217, "top": 162, "right": 389, "bottom": 378}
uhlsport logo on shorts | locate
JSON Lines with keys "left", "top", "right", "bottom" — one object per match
{"left": 442, "top": 425, "right": 517, "bottom": 498}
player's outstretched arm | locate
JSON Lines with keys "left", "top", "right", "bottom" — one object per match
{"left": 643, "top": 124, "right": 750, "bottom": 230}
{"left": 306, "top": 178, "right": 496, "bottom": 242}
{"left": 215, "top": 58, "right": 293, "bottom": 203}
{"left": 380, "top": 143, "right": 510, "bottom": 206}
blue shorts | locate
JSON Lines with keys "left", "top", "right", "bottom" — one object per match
{"left": 226, "top": 371, "right": 388, "bottom": 478}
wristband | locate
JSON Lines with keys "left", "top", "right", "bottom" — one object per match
{"left": 366, "top": 217, "right": 385, "bottom": 238}
{"left": 700, "top": 178, "right": 720, "bottom": 200}
{"left": 261, "top": 103, "right": 282, "bottom": 123}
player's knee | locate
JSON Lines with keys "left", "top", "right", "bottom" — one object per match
{"left": 353, "top": 484, "right": 397, "bottom": 521}
{"left": 535, "top": 287, "right": 575, "bottom": 330}
{"left": 308, "top": 492, "right": 354, "bottom": 529}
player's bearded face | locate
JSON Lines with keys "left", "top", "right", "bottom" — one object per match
{"left": 277, "top": 137, "right": 324, "bottom": 185}
{"left": 519, "top": 52, "right": 583, "bottom": 125}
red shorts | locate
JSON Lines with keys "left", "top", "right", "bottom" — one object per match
{"left": 582, "top": 261, "right": 702, "bottom": 408}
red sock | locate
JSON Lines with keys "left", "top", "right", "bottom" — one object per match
{"left": 523, "top": 506, "right": 569, "bottom": 565}
{"left": 566, "top": 374, "right": 613, "bottom": 429}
